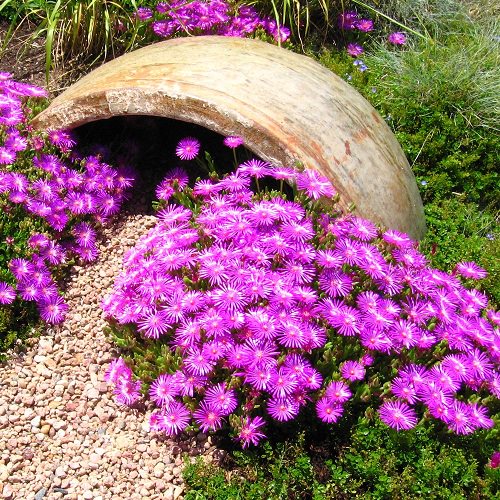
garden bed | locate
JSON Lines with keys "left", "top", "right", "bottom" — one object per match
{"left": 0, "top": 1, "right": 498, "bottom": 499}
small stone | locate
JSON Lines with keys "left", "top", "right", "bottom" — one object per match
{"left": 22, "top": 448, "right": 34, "bottom": 460}
{"left": 52, "top": 489, "right": 68, "bottom": 495}
{"left": 1, "top": 484, "right": 13, "bottom": 499}
{"left": 34, "top": 487, "right": 47, "bottom": 500}
{"left": 136, "top": 444, "right": 147, "bottom": 453}
{"left": 173, "top": 486, "right": 184, "bottom": 500}
{"left": 114, "top": 435, "right": 132, "bottom": 450}
{"left": 41, "top": 424, "right": 51, "bottom": 435}
{"left": 30, "top": 416, "right": 41, "bottom": 428}
{"left": 54, "top": 466, "right": 66, "bottom": 478}
{"left": 86, "top": 388, "right": 100, "bottom": 400}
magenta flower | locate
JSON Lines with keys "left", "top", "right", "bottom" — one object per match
{"left": 175, "top": 137, "right": 200, "bottom": 160}
{"left": 338, "top": 11, "right": 358, "bottom": 30}
{"left": 114, "top": 378, "right": 142, "bottom": 406}
{"left": 489, "top": 451, "right": 500, "bottom": 469}
{"left": 238, "top": 158, "right": 271, "bottom": 178}
{"left": 379, "top": 400, "right": 418, "bottom": 431}
{"left": 267, "top": 397, "right": 299, "bottom": 421}
{"left": 454, "top": 261, "right": 488, "bottom": 280}
{"left": 388, "top": 32, "right": 407, "bottom": 45}
{"left": 47, "top": 129, "right": 75, "bottom": 149}
{"left": 296, "top": 169, "right": 336, "bottom": 200}
{"left": 149, "top": 374, "right": 180, "bottom": 407}
{"left": 347, "top": 43, "right": 364, "bottom": 57}
{"left": 105, "top": 358, "right": 131, "bottom": 384}
{"left": 340, "top": 360, "right": 366, "bottom": 381}
{"left": 238, "top": 416, "right": 266, "bottom": 448}
{"left": 38, "top": 295, "right": 68, "bottom": 323}
{"left": 0, "top": 282, "right": 16, "bottom": 304}
{"left": 391, "top": 377, "right": 418, "bottom": 404}
{"left": 223, "top": 135, "right": 244, "bottom": 148}
{"left": 325, "top": 381, "right": 352, "bottom": 404}
{"left": 193, "top": 402, "right": 224, "bottom": 432}
{"left": 137, "top": 309, "right": 171, "bottom": 339}
{"left": 355, "top": 19, "right": 374, "bottom": 32}
{"left": 316, "top": 397, "right": 344, "bottom": 423}
{"left": 204, "top": 383, "right": 238, "bottom": 415}
{"left": 159, "top": 401, "right": 191, "bottom": 436}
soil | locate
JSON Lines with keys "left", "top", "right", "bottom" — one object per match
{"left": 0, "top": 19, "right": 48, "bottom": 89}
{"left": 0, "top": 18, "right": 87, "bottom": 97}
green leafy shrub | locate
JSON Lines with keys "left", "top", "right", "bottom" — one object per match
{"left": 420, "top": 199, "right": 499, "bottom": 307}
{"left": 183, "top": 418, "right": 500, "bottom": 499}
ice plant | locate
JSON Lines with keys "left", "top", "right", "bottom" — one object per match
{"left": 141, "top": 1, "right": 290, "bottom": 43}
{"left": 388, "top": 32, "right": 407, "bottom": 45}
{"left": 103, "top": 148, "right": 498, "bottom": 447}
{"left": 0, "top": 75, "right": 136, "bottom": 325}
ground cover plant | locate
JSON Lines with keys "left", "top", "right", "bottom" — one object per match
{"left": 100, "top": 136, "right": 499, "bottom": 497}
{"left": 0, "top": 0, "right": 499, "bottom": 497}
{"left": 0, "top": 72, "right": 136, "bottom": 357}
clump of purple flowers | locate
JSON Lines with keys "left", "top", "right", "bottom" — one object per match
{"left": 0, "top": 74, "right": 136, "bottom": 323}
{"left": 137, "top": 1, "right": 290, "bottom": 43}
{"left": 103, "top": 142, "right": 498, "bottom": 447}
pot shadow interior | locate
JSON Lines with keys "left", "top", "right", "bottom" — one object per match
{"left": 72, "top": 115, "right": 260, "bottom": 214}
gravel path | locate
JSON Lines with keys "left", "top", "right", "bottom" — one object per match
{"left": 0, "top": 203, "right": 218, "bottom": 499}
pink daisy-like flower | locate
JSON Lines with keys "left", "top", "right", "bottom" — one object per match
{"left": 184, "top": 348, "right": 215, "bottom": 376}
{"left": 0, "top": 282, "right": 16, "bottom": 304}
{"left": 159, "top": 401, "right": 191, "bottom": 436}
{"left": 269, "top": 368, "right": 299, "bottom": 399}
{"left": 391, "top": 376, "right": 418, "bottom": 404}
{"left": 137, "top": 309, "right": 171, "bottom": 339}
{"left": 489, "top": 452, "right": 500, "bottom": 469}
{"left": 382, "top": 229, "right": 414, "bottom": 248}
{"left": 0, "top": 147, "right": 16, "bottom": 165}
{"left": 39, "top": 295, "right": 68, "bottom": 323}
{"left": 340, "top": 360, "right": 366, "bottom": 381}
{"left": 355, "top": 19, "right": 374, "bottom": 32}
{"left": 149, "top": 374, "right": 180, "bottom": 407}
{"left": 238, "top": 159, "right": 271, "bottom": 178}
{"left": 223, "top": 135, "right": 244, "bottom": 148}
{"left": 379, "top": 400, "right": 418, "bottom": 431}
{"left": 238, "top": 416, "right": 266, "bottom": 448}
{"left": 175, "top": 137, "right": 200, "bottom": 160}
{"left": 347, "top": 43, "right": 364, "bottom": 57}
{"left": 105, "top": 358, "right": 131, "bottom": 384}
{"left": 454, "top": 261, "right": 488, "bottom": 280}
{"left": 318, "top": 270, "right": 353, "bottom": 297}
{"left": 388, "top": 32, "right": 407, "bottom": 45}
{"left": 445, "top": 400, "right": 474, "bottom": 435}
{"left": 338, "top": 11, "right": 358, "bottom": 30}
{"left": 316, "top": 397, "right": 344, "bottom": 423}
{"left": 296, "top": 169, "right": 336, "bottom": 200}
{"left": 267, "top": 397, "right": 300, "bottom": 422}
{"left": 114, "top": 378, "right": 142, "bottom": 406}
{"left": 193, "top": 402, "right": 224, "bottom": 433}
{"left": 325, "top": 380, "right": 352, "bottom": 404}
{"left": 205, "top": 383, "right": 238, "bottom": 416}
{"left": 47, "top": 129, "right": 75, "bottom": 149}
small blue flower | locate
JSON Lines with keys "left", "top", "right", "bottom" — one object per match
{"left": 486, "top": 233, "right": 495, "bottom": 241}
{"left": 371, "top": 87, "right": 377, "bottom": 93}
{"left": 420, "top": 180, "right": 428, "bottom": 186}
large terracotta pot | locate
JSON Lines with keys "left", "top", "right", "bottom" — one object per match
{"left": 33, "top": 36, "right": 425, "bottom": 239}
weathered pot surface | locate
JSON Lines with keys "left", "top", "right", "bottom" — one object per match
{"left": 33, "top": 35, "right": 425, "bottom": 239}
